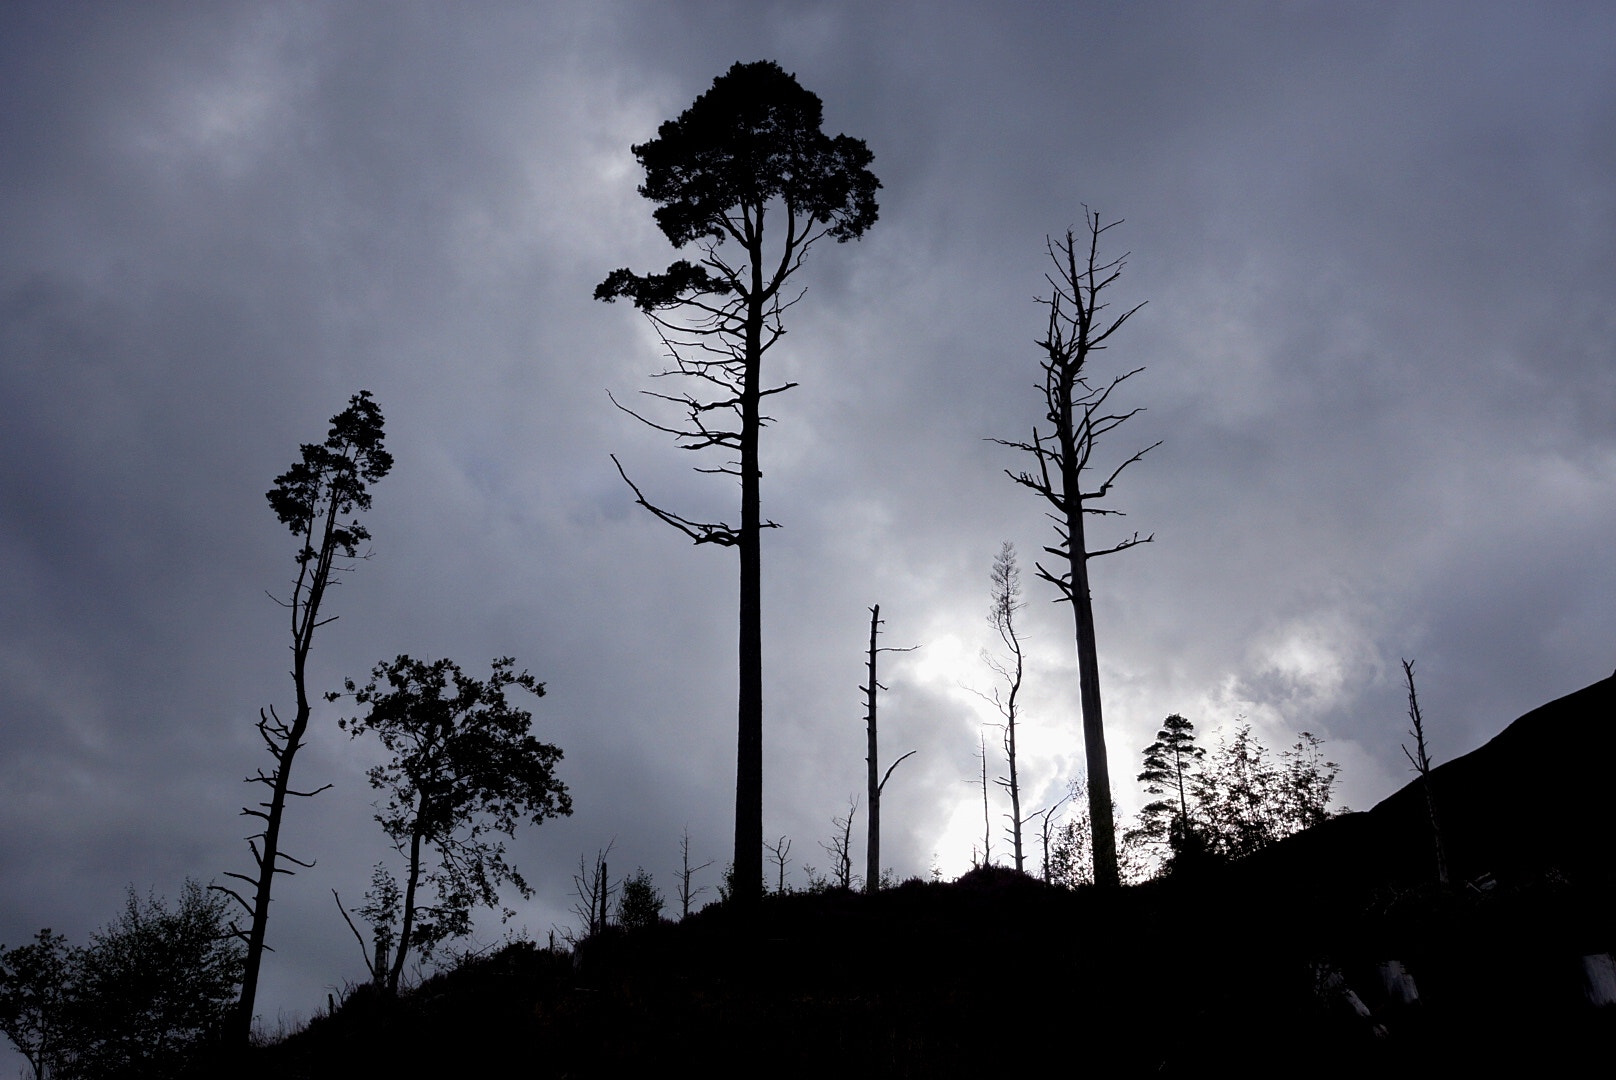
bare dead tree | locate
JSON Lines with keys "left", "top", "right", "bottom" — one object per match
{"left": 970, "top": 731, "right": 994, "bottom": 868}
{"left": 676, "top": 827, "right": 714, "bottom": 918}
{"left": 983, "top": 543, "right": 1029, "bottom": 872}
{"left": 765, "top": 835, "right": 793, "bottom": 894}
{"left": 863, "top": 604, "right": 918, "bottom": 895}
{"left": 820, "top": 796, "right": 859, "bottom": 890}
{"left": 569, "top": 842, "right": 616, "bottom": 940}
{"left": 992, "top": 212, "right": 1160, "bottom": 889}
{"left": 1401, "top": 659, "right": 1449, "bottom": 885}
{"left": 1034, "top": 791, "right": 1074, "bottom": 883}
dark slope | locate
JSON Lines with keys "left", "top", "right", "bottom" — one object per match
{"left": 232, "top": 675, "right": 1616, "bottom": 1078}
{"left": 1235, "top": 672, "right": 1616, "bottom": 902}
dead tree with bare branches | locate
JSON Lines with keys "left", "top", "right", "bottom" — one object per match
{"left": 569, "top": 843, "right": 616, "bottom": 941}
{"left": 1401, "top": 659, "right": 1449, "bottom": 885}
{"left": 983, "top": 543, "right": 1030, "bottom": 872}
{"left": 821, "top": 797, "right": 859, "bottom": 890}
{"left": 970, "top": 732, "right": 994, "bottom": 868}
{"left": 676, "top": 827, "right": 714, "bottom": 918}
{"left": 1034, "top": 791, "right": 1074, "bottom": 883}
{"left": 993, "top": 212, "right": 1160, "bottom": 888}
{"left": 765, "top": 836, "right": 793, "bottom": 894}
{"left": 863, "top": 605, "right": 918, "bottom": 895}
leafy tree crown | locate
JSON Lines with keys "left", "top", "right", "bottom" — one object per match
{"left": 595, "top": 60, "right": 880, "bottom": 311}
{"left": 335, "top": 656, "right": 573, "bottom": 968}
{"left": 266, "top": 390, "right": 393, "bottom": 564}
{"left": 635, "top": 60, "right": 879, "bottom": 248}
{"left": 338, "top": 655, "right": 571, "bottom": 845}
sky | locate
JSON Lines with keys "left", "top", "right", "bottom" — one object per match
{"left": 3, "top": 0, "right": 1614, "bottom": 1046}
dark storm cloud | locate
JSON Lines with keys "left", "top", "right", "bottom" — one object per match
{"left": 3, "top": 2, "right": 1612, "bottom": 1054}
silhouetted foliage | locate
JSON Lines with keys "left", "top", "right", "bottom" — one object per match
{"left": 596, "top": 60, "right": 879, "bottom": 906}
{"left": 333, "top": 864, "right": 400, "bottom": 990}
{"left": 1278, "top": 731, "right": 1340, "bottom": 834}
{"left": 333, "top": 655, "right": 572, "bottom": 992}
{"left": 0, "top": 929, "right": 72, "bottom": 1079}
{"left": 222, "top": 675, "right": 1616, "bottom": 1078}
{"left": 1050, "top": 779, "right": 1151, "bottom": 887}
{"left": 1135, "top": 713, "right": 1210, "bottom": 871}
{"left": 616, "top": 869, "right": 665, "bottom": 930}
{"left": 1194, "top": 725, "right": 1280, "bottom": 859}
{"left": 993, "top": 215, "right": 1159, "bottom": 888}
{"left": 218, "top": 390, "right": 391, "bottom": 1044}
{"left": 1127, "top": 721, "right": 1340, "bottom": 872}
{"left": 0, "top": 881, "right": 241, "bottom": 1080}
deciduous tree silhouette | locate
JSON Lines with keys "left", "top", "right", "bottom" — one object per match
{"left": 994, "top": 215, "right": 1159, "bottom": 888}
{"left": 2, "top": 881, "right": 242, "bottom": 1079}
{"left": 595, "top": 61, "right": 879, "bottom": 907}
{"left": 863, "top": 604, "right": 917, "bottom": 895}
{"left": 218, "top": 391, "right": 391, "bottom": 1043}
{"left": 332, "top": 655, "right": 572, "bottom": 994}
{"left": 1180, "top": 723, "right": 1338, "bottom": 863}
{"left": 0, "top": 928, "right": 72, "bottom": 1079}
{"left": 333, "top": 865, "right": 398, "bottom": 990}
{"left": 616, "top": 869, "right": 665, "bottom": 930}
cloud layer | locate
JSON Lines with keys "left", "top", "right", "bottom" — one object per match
{"left": 3, "top": 0, "right": 1612, "bottom": 1043}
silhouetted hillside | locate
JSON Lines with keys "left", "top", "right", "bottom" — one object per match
{"left": 231, "top": 676, "right": 1616, "bottom": 1078}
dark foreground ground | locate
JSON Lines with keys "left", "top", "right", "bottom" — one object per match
{"left": 221, "top": 863, "right": 1614, "bottom": 1079}
{"left": 226, "top": 675, "right": 1616, "bottom": 1078}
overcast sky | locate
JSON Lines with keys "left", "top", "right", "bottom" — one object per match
{"left": 3, "top": 0, "right": 1613, "bottom": 1044}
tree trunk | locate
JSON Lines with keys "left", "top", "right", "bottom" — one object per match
{"left": 232, "top": 707, "right": 304, "bottom": 1041}
{"left": 389, "top": 827, "right": 424, "bottom": 994}
{"left": 1005, "top": 709, "right": 1024, "bottom": 874}
{"left": 733, "top": 252, "right": 766, "bottom": 910}
{"left": 1063, "top": 430, "right": 1119, "bottom": 889}
{"left": 865, "top": 606, "right": 880, "bottom": 895}
{"left": 233, "top": 500, "right": 340, "bottom": 1042}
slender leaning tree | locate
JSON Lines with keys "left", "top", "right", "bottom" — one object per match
{"left": 218, "top": 391, "right": 391, "bottom": 1042}
{"left": 596, "top": 61, "right": 879, "bottom": 906}
{"left": 995, "top": 214, "right": 1159, "bottom": 888}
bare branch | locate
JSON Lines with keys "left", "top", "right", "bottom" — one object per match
{"left": 1087, "top": 532, "right": 1154, "bottom": 559}
{"left": 332, "top": 890, "right": 380, "bottom": 979}
{"left": 878, "top": 749, "right": 917, "bottom": 794}
{"left": 991, "top": 211, "right": 1155, "bottom": 889}
{"left": 609, "top": 454, "right": 740, "bottom": 547}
